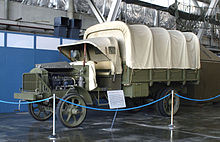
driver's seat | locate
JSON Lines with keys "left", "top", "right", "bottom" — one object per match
{"left": 95, "top": 61, "right": 115, "bottom": 76}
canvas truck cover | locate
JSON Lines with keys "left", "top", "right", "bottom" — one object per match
{"left": 168, "top": 30, "right": 190, "bottom": 68}
{"left": 58, "top": 37, "right": 122, "bottom": 74}
{"left": 150, "top": 27, "right": 172, "bottom": 68}
{"left": 183, "top": 32, "right": 201, "bottom": 69}
{"left": 84, "top": 21, "right": 154, "bottom": 69}
{"left": 84, "top": 21, "right": 201, "bottom": 69}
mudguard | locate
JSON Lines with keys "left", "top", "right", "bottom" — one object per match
{"left": 66, "top": 87, "right": 93, "bottom": 105}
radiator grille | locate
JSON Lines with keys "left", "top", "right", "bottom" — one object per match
{"left": 23, "top": 74, "right": 39, "bottom": 91}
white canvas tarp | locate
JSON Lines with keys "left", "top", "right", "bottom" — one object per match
{"left": 150, "top": 27, "right": 171, "bottom": 68}
{"left": 169, "top": 30, "right": 190, "bottom": 69}
{"left": 183, "top": 32, "right": 201, "bottom": 69}
{"left": 129, "top": 25, "right": 154, "bottom": 69}
{"left": 84, "top": 21, "right": 154, "bottom": 69}
{"left": 83, "top": 21, "right": 200, "bottom": 69}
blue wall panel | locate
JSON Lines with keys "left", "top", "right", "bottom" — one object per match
{"left": 35, "top": 49, "right": 67, "bottom": 64}
{"left": 0, "top": 48, "right": 35, "bottom": 112}
{"left": 0, "top": 31, "right": 72, "bottom": 113}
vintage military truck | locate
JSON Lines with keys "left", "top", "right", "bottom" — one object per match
{"left": 14, "top": 21, "right": 220, "bottom": 128}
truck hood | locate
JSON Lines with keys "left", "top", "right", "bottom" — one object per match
{"left": 58, "top": 37, "right": 122, "bottom": 74}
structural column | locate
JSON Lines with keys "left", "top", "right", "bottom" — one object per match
{"left": 67, "top": 0, "right": 74, "bottom": 19}
{"left": 86, "top": 0, "right": 106, "bottom": 23}
{"left": 154, "top": 10, "right": 160, "bottom": 27}
{"left": 4, "top": 0, "right": 9, "bottom": 20}
{"left": 197, "top": 0, "right": 219, "bottom": 39}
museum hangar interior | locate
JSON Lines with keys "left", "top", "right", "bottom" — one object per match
{"left": 0, "top": 0, "right": 220, "bottom": 141}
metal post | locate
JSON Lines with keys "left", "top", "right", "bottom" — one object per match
{"left": 197, "top": 0, "right": 219, "bottom": 39}
{"left": 153, "top": 10, "right": 158, "bottom": 26}
{"left": 169, "top": 90, "right": 174, "bottom": 129}
{"left": 157, "top": 10, "right": 160, "bottom": 27}
{"left": 15, "top": 100, "right": 21, "bottom": 112}
{"left": 4, "top": 0, "right": 9, "bottom": 20}
{"left": 102, "top": 0, "right": 106, "bottom": 15}
{"left": 49, "top": 94, "right": 56, "bottom": 140}
{"left": 153, "top": 10, "right": 160, "bottom": 27}
{"left": 110, "top": 109, "right": 118, "bottom": 131}
{"left": 107, "top": 0, "right": 122, "bottom": 22}
{"left": 86, "top": 0, "right": 106, "bottom": 23}
{"left": 18, "top": 100, "right": 21, "bottom": 111}
{"left": 67, "top": 0, "right": 74, "bottom": 19}
{"left": 170, "top": 129, "right": 173, "bottom": 142}
{"left": 53, "top": 94, "right": 56, "bottom": 136}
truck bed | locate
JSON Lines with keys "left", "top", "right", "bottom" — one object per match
{"left": 122, "top": 65, "right": 199, "bottom": 85}
{"left": 122, "top": 64, "right": 199, "bottom": 98}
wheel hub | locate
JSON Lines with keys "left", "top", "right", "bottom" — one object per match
{"left": 71, "top": 108, "right": 78, "bottom": 114}
{"left": 67, "top": 105, "right": 78, "bottom": 114}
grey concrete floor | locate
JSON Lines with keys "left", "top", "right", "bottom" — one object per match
{"left": 0, "top": 103, "right": 220, "bottom": 142}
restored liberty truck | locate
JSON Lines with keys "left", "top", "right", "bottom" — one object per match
{"left": 14, "top": 21, "right": 219, "bottom": 128}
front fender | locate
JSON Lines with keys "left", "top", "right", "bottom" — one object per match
{"left": 66, "top": 87, "right": 93, "bottom": 105}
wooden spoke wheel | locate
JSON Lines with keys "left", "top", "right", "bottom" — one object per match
{"left": 28, "top": 101, "right": 52, "bottom": 121}
{"left": 57, "top": 93, "right": 87, "bottom": 128}
{"left": 156, "top": 88, "right": 180, "bottom": 116}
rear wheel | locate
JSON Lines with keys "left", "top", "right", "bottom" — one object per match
{"left": 57, "top": 93, "right": 87, "bottom": 128}
{"left": 125, "top": 98, "right": 142, "bottom": 112}
{"left": 155, "top": 88, "right": 180, "bottom": 116}
{"left": 28, "top": 101, "right": 52, "bottom": 121}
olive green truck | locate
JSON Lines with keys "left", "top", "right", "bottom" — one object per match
{"left": 14, "top": 21, "right": 220, "bottom": 128}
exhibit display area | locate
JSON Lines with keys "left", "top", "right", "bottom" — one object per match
{"left": 13, "top": 21, "right": 220, "bottom": 129}
{"left": 1, "top": 0, "right": 220, "bottom": 141}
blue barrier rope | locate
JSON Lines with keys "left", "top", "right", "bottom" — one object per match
{"left": 59, "top": 93, "right": 220, "bottom": 112}
{"left": 175, "top": 94, "right": 220, "bottom": 102}
{"left": 0, "top": 97, "right": 52, "bottom": 105}
{"left": 0, "top": 92, "right": 218, "bottom": 109}
{"left": 58, "top": 94, "right": 170, "bottom": 112}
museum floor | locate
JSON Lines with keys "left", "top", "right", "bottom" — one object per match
{"left": 0, "top": 103, "right": 220, "bottom": 142}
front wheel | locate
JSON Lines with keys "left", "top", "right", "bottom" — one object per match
{"left": 57, "top": 93, "right": 87, "bottom": 128}
{"left": 28, "top": 101, "right": 52, "bottom": 121}
{"left": 155, "top": 88, "right": 180, "bottom": 116}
